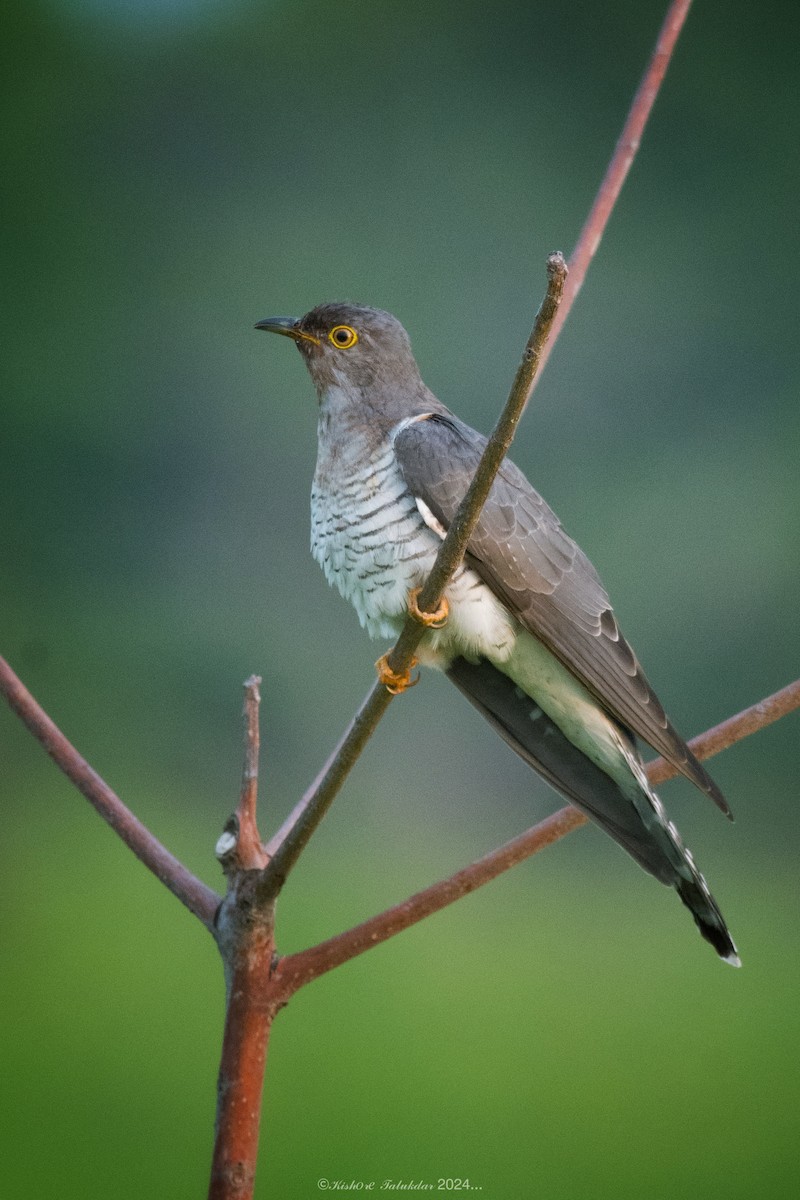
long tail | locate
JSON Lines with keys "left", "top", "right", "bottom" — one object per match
{"left": 446, "top": 656, "right": 739, "bottom": 966}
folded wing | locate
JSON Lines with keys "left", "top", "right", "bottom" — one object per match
{"left": 394, "top": 413, "right": 730, "bottom": 816}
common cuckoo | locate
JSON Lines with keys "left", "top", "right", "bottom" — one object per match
{"left": 256, "top": 302, "right": 739, "bottom": 966}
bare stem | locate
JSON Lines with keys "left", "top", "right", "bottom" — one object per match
{"left": 240, "top": 676, "right": 262, "bottom": 828}
{"left": 217, "top": 676, "right": 269, "bottom": 873}
{"left": 258, "top": 680, "right": 392, "bottom": 894}
{"left": 274, "top": 679, "right": 799, "bottom": 992}
{"left": 646, "top": 677, "right": 800, "bottom": 786}
{"left": 0, "top": 654, "right": 220, "bottom": 929}
{"left": 257, "top": 255, "right": 567, "bottom": 903}
{"left": 391, "top": 252, "right": 567, "bottom": 639}
{"left": 537, "top": 0, "right": 695, "bottom": 374}
{"left": 537, "top": 0, "right": 694, "bottom": 378}
{"left": 208, "top": 907, "right": 276, "bottom": 1200}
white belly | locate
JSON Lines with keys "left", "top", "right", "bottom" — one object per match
{"left": 311, "top": 440, "right": 517, "bottom": 663}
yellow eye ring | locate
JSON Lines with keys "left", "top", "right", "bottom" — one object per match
{"left": 328, "top": 325, "right": 358, "bottom": 350}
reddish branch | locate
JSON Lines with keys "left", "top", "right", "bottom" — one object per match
{"left": 538, "top": 0, "right": 694, "bottom": 377}
{"left": 238, "top": 677, "right": 264, "bottom": 855}
{"left": 273, "top": 807, "right": 588, "bottom": 996}
{"left": 208, "top": 906, "right": 276, "bottom": 1200}
{"left": 646, "top": 677, "right": 800, "bottom": 787}
{"left": 0, "top": 654, "right": 219, "bottom": 929}
{"left": 217, "top": 676, "right": 269, "bottom": 873}
{"left": 208, "top": 683, "right": 275, "bottom": 1199}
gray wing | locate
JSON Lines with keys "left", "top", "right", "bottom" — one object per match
{"left": 394, "top": 413, "right": 730, "bottom": 816}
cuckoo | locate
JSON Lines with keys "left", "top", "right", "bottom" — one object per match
{"left": 256, "top": 302, "right": 739, "bottom": 966}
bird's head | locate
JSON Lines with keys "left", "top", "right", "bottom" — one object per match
{"left": 255, "top": 302, "right": 425, "bottom": 400}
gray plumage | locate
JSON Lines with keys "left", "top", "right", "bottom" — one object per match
{"left": 256, "top": 302, "right": 739, "bottom": 965}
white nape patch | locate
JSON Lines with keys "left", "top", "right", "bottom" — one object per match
{"left": 414, "top": 496, "right": 447, "bottom": 540}
{"left": 392, "top": 412, "right": 435, "bottom": 437}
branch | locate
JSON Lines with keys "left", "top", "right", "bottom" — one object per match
{"left": 209, "top": 680, "right": 275, "bottom": 1200}
{"left": 208, "top": 892, "right": 276, "bottom": 1200}
{"left": 645, "top": 677, "right": 800, "bottom": 787}
{"left": 216, "top": 676, "right": 268, "bottom": 873}
{"left": 260, "top": 681, "right": 392, "bottom": 869}
{"left": 256, "top": 254, "right": 567, "bottom": 902}
{"left": 274, "top": 679, "right": 799, "bottom": 992}
{"left": 0, "top": 654, "right": 220, "bottom": 929}
{"left": 537, "top": 0, "right": 694, "bottom": 379}
{"left": 388, "top": 252, "right": 567, "bottom": 645}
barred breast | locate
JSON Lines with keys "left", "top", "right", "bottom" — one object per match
{"left": 310, "top": 418, "right": 517, "bottom": 666}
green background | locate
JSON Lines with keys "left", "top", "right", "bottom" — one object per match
{"left": 2, "top": 0, "right": 798, "bottom": 1196}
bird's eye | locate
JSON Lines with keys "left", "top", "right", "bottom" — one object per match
{"left": 328, "top": 325, "right": 358, "bottom": 349}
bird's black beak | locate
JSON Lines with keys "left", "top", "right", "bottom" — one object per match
{"left": 254, "top": 316, "right": 320, "bottom": 346}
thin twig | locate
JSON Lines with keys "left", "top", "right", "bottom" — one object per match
{"left": 646, "top": 677, "right": 800, "bottom": 787}
{"left": 256, "top": 255, "right": 567, "bottom": 903}
{"left": 389, "top": 252, "right": 567, "bottom": 647}
{"left": 537, "top": 0, "right": 694, "bottom": 378}
{"left": 239, "top": 676, "right": 262, "bottom": 832}
{"left": 260, "top": 680, "right": 391, "bottom": 875}
{"left": 217, "top": 676, "right": 268, "bottom": 872}
{"left": 274, "top": 679, "right": 799, "bottom": 992}
{"left": 0, "top": 654, "right": 220, "bottom": 929}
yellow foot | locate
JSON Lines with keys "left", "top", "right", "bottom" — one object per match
{"left": 375, "top": 652, "right": 419, "bottom": 695}
{"left": 407, "top": 587, "right": 449, "bottom": 629}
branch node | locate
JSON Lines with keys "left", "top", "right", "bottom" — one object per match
{"left": 216, "top": 815, "right": 240, "bottom": 867}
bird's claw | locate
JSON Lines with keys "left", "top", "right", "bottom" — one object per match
{"left": 375, "top": 652, "right": 419, "bottom": 694}
{"left": 408, "top": 587, "right": 449, "bottom": 629}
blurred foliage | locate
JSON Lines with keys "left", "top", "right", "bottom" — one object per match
{"left": 1, "top": 0, "right": 798, "bottom": 1196}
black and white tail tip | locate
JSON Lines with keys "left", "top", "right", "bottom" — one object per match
{"left": 677, "top": 876, "right": 741, "bottom": 967}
